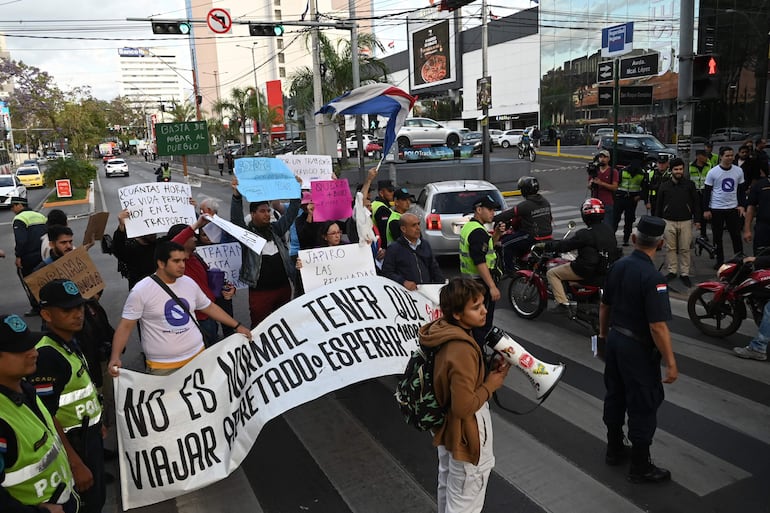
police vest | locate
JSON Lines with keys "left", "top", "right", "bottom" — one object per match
{"left": 707, "top": 153, "right": 719, "bottom": 168}
{"left": 13, "top": 209, "right": 47, "bottom": 228}
{"left": 371, "top": 199, "right": 390, "bottom": 225}
{"left": 689, "top": 162, "right": 711, "bottom": 190}
{"left": 386, "top": 211, "right": 403, "bottom": 245}
{"left": 646, "top": 169, "right": 671, "bottom": 198}
{"left": 162, "top": 168, "right": 171, "bottom": 179}
{"left": 36, "top": 336, "right": 102, "bottom": 432}
{"left": 0, "top": 392, "right": 74, "bottom": 506}
{"left": 459, "top": 220, "right": 496, "bottom": 278}
{"left": 618, "top": 169, "right": 644, "bottom": 193}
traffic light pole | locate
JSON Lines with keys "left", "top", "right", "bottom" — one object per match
{"left": 676, "top": 0, "right": 695, "bottom": 164}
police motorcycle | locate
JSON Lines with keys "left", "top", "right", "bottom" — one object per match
{"left": 688, "top": 252, "right": 770, "bottom": 337}
{"left": 518, "top": 135, "right": 537, "bottom": 162}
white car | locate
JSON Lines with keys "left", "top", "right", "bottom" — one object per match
{"left": 499, "top": 129, "right": 525, "bottom": 148}
{"left": 489, "top": 129, "right": 504, "bottom": 146}
{"left": 0, "top": 174, "right": 26, "bottom": 208}
{"left": 346, "top": 134, "right": 377, "bottom": 156}
{"left": 396, "top": 117, "right": 463, "bottom": 148}
{"left": 105, "top": 158, "right": 129, "bottom": 177}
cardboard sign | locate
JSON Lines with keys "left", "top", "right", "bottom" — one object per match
{"left": 82, "top": 212, "right": 110, "bottom": 245}
{"left": 298, "top": 243, "right": 377, "bottom": 291}
{"left": 24, "top": 246, "right": 104, "bottom": 301}
{"left": 194, "top": 242, "right": 248, "bottom": 289}
{"left": 204, "top": 214, "right": 266, "bottom": 254}
{"left": 276, "top": 154, "right": 333, "bottom": 189}
{"left": 234, "top": 157, "right": 301, "bottom": 202}
{"left": 55, "top": 179, "right": 72, "bottom": 198}
{"left": 311, "top": 179, "right": 353, "bottom": 222}
{"left": 117, "top": 182, "right": 197, "bottom": 238}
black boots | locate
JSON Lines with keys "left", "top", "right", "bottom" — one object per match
{"left": 605, "top": 428, "right": 630, "bottom": 466}
{"left": 627, "top": 444, "right": 671, "bottom": 483}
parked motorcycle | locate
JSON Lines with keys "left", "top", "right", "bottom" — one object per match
{"left": 687, "top": 254, "right": 770, "bottom": 337}
{"left": 518, "top": 139, "right": 537, "bottom": 162}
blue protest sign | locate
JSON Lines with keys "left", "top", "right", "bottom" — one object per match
{"left": 234, "top": 157, "right": 301, "bottom": 202}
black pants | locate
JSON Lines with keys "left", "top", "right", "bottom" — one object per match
{"left": 613, "top": 193, "right": 640, "bottom": 243}
{"left": 754, "top": 221, "right": 770, "bottom": 254}
{"left": 471, "top": 278, "right": 496, "bottom": 349}
{"left": 603, "top": 330, "right": 663, "bottom": 446}
{"left": 696, "top": 191, "right": 708, "bottom": 239}
{"left": 66, "top": 424, "right": 105, "bottom": 513}
{"left": 710, "top": 208, "right": 743, "bottom": 264}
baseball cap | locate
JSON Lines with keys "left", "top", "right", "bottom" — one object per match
{"left": 473, "top": 194, "right": 501, "bottom": 210}
{"left": 10, "top": 196, "right": 27, "bottom": 205}
{"left": 597, "top": 149, "right": 610, "bottom": 157}
{"left": 39, "top": 279, "right": 86, "bottom": 309}
{"left": 636, "top": 215, "right": 666, "bottom": 237}
{"left": 0, "top": 314, "right": 40, "bottom": 353}
{"left": 394, "top": 188, "right": 415, "bottom": 201}
{"left": 377, "top": 180, "right": 395, "bottom": 191}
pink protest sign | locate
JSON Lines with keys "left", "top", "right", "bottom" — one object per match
{"left": 311, "top": 179, "right": 353, "bottom": 222}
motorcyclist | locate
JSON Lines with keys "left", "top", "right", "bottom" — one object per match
{"left": 542, "top": 198, "right": 619, "bottom": 312}
{"left": 156, "top": 162, "right": 171, "bottom": 182}
{"left": 493, "top": 176, "right": 553, "bottom": 271}
{"left": 518, "top": 133, "right": 532, "bottom": 153}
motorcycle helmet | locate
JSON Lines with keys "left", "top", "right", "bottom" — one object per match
{"left": 517, "top": 176, "right": 539, "bottom": 197}
{"left": 581, "top": 198, "right": 605, "bottom": 225}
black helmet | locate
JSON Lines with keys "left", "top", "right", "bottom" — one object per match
{"left": 581, "top": 198, "right": 605, "bottom": 225}
{"left": 517, "top": 176, "right": 539, "bottom": 197}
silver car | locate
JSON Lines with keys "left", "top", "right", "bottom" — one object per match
{"left": 413, "top": 180, "right": 506, "bottom": 256}
{"left": 396, "top": 118, "right": 463, "bottom": 148}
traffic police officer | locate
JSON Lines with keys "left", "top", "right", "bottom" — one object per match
{"left": 689, "top": 150, "right": 712, "bottom": 241}
{"left": 613, "top": 160, "right": 645, "bottom": 246}
{"left": 459, "top": 195, "right": 504, "bottom": 346}
{"left": 0, "top": 313, "right": 79, "bottom": 513}
{"left": 28, "top": 280, "right": 104, "bottom": 513}
{"left": 598, "top": 216, "right": 678, "bottom": 483}
{"left": 371, "top": 180, "right": 395, "bottom": 248}
{"left": 644, "top": 155, "right": 671, "bottom": 215}
{"left": 386, "top": 188, "right": 415, "bottom": 245}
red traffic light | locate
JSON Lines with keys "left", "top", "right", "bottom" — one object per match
{"left": 707, "top": 56, "right": 718, "bottom": 75}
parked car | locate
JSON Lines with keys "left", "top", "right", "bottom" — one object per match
{"left": 710, "top": 127, "right": 748, "bottom": 143}
{"left": 346, "top": 134, "right": 377, "bottom": 156}
{"left": 104, "top": 158, "right": 129, "bottom": 177}
{"left": 598, "top": 134, "right": 675, "bottom": 167}
{"left": 462, "top": 131, "right": 493, "bottom": 154}
{"left": 499, "top": 129, "right": 524, "bottom": 148}
{"left": 592, "top": 127, "right": 616, "bottom": 144}
{"left": 413, "top": 180, "right": 506, "bottom": 256}
{"left": 562, "top": 128, "right": 587, "bottom": 145}
{"left": 396, "top": 117, "right": 463, "bottom": 148}
{"left": 0, "top": 174, "right": 26, "bottom": 207}
{"left": 16, "top": 166, "right": 44, "bottom": 188}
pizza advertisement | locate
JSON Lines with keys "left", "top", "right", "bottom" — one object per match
{"left": 408, "top": 16, "right": 456, "bottom": 91}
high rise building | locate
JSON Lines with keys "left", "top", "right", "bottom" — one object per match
{"left": 118, "top": 47, "right": 185, "bottom": 116}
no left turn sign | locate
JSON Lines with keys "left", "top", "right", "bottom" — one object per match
{"left": 207, "top": 8, "right": 232, "bottom": 34}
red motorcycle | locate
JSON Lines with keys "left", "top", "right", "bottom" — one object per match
{"left": 688, "top": 255, "right": 770, "bottom": 337}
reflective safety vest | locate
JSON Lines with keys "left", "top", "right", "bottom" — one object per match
{"left": 13, "top": 209, "right": 47, "bottom": 227}
{"left": 386, "top": 211, "right": 402, "bottom": 245}
{"left": 0, "top": 392, "right": 74, "bottom": 506}
{"left": 646, "top": 169, "right": 671, "bottom": 198}
{"left": 618, "top": 169, "right": 644, "bottom": 193}
{"left": 459, "top": 219, "right": 496, "bottom": 278}
{"left": 370, "top": 199, "right": 390, "bottom": 225}
{"left": 706, "top": 153, "right": 719, "bottom": 169}
{"left": 36, "top": 336, "right": 102, "bottom": 432}
{"left": 689, "top": 162, "right": 711, "bottom": 191}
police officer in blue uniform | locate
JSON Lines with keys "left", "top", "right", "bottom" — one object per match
{"left": 598, "top": 215, "right": 678, "bottom": 483}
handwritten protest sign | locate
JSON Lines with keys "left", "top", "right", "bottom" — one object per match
{"left": 276, "top": 154, "right": 333, "bottom": 189}
{"left": 203, "top": 214, "right": 266, "bottom": 254}
{"left": 24, "top": 246, "right": 104, "bottom": 301}
{"left": 234, "top": 157, "right": 301, "bottom": 202}
{"left": 82, "top": 211, "right": 110, "bottom": 245}
{"left": 311, "top": 179, "right": 353, "bottom": 222}
{"left": 118, "top": 182, "right": 196, "bottom": 238}
{"left": 194, "top": 242, "right": 248, "bottom": 289}
{"left": 114, "top": 277, "right": 440, "bottom": 509}
{"left": 298, "top": 243, "right": 376, "bottom": 292}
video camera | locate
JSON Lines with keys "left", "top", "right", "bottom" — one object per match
{"left": 586, "top": 161, "right": 599, "bottom": 179}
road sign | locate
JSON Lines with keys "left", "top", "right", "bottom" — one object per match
{"left": 619, "top": 86, "right": 653, "bottom": 106}
{"left": 619, "top": 53, "right": 659, "bottom": 80}
{"left": 155, "top": 121, "right": 210, "bottom": 156}
{"left": 601, "top": 22, "right": 633, "bottom": 58}
{"left": 597, "top": 62, "right": 613, "bottom": 83}
{"left": 598, "top": 87, "right": 614, "bottom": 106}
{"left": 207, "top": 8, "right": 232, "bottom": 34}
{"left": 55, "top": 179, "right": 72, "bottom": 198}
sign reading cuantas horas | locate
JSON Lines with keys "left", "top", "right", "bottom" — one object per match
{"left": 156, "top": 122, "right": 210, "bottom": 156}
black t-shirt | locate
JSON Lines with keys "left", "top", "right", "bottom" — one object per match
{"left": 747, "top": 177, "right": 770, "bottom": 225}
{"left": 467, "top": 220, "right": 492, "bottom": 265}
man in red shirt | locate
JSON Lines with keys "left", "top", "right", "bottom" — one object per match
{"left": 589, "top": 150, "right": 620, "bottom": 229}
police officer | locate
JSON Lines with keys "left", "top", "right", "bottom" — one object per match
{"left": 460, "top": 195, "right": 504, "bottom": 346}
{"left": 28, "top": 280, "right": 105, "bottom": 513}
{"left": 598, "top": 216, "right": 678, "bottom": 483}
{"left": 704, "top": 140, "right": 719, "bottom": 169}
{"left": 0, "top": 313, "right": 79, "bottom": 513}
{"left": 644, "top": 155, "right": 671, "bottom": 215}
{"left": 689, "top": 150, "right": 712, "bottom": 241}
{"left": 386, "top": 188, "right": 415, "bottom": 245}
{"left": 743, "top": 166, "right": 770, "bottom": 253}
{"left": 371, "top": 180, "right": 395, "bottom": 248}
{"left": 613, "top": 160, "right": 645, "bottom": 246}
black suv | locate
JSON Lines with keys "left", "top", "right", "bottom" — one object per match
{"left": 598, "top": 134, "right": 675, "bottom": 166}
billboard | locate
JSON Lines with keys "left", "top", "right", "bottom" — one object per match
{"left": 408, "top": 12, "right": 457, "bottom": 93}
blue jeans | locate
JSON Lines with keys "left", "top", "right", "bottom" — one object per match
{"left": 749, "top": 301, "right": 770, "bottom": 353}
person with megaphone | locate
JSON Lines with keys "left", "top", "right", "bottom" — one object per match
{"left": 598, "top": 215, "right": 678, "bottom": 483}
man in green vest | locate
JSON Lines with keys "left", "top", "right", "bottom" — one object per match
{"left": 704, "top": 141, "right": 719, "bottom": 169}
{"left": 11, "top": 197, "right": 47, "bottom": 316}
{"left": 613, "top": 160, "right": 645, "bottom": 246}
{"left": 644, "top": 155, "right": 671, "bottom": 215}
{"left": 28, "top": 280, "right": 105, "bottom": 513}
{"left": 459, "top": 194, "right": 504, "bottom": 346}
{"left": 371, "top": 180, "right": 395, "bottom": 247}
{"left": 386, "top": 188, "right": 415, "bottom": 245}
{"left": 689, "top": 150, "right": 712, "bottom": 241}
{"left": 0, "top": 313, "right": 78, "bottom": 513}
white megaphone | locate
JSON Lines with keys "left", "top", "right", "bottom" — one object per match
{"left": 485, "top": 326, "right": 565, "bottom": 401}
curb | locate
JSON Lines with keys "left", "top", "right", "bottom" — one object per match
{"left": 537, "top": 151, "right": 594, "bottom": 160}
{"left": 43, "top": 187, "right": 91, "bottom": 208}
{"left": 502, "top": 190, "right": 522, "bottom": 197}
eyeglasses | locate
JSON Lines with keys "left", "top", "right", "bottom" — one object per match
{"left": 326, "top": 230, "right": 342, "bottom": 236}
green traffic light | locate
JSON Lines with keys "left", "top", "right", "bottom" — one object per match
{"left": 273, "top": 24, "right": 284, "bottom": 36}
{"left": 179, "top": 22, "right": 191, "bottom": 35}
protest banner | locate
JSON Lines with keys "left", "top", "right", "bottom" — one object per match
{"left": 298, "top": 243, "right": 376, "bottom": 292}
{"left": 276, "top": 154, "right": 333, "bottom": 189}
{"left": 82, "top": 211, "right": 110, "bottom": 245}
{"left": 310, "top": 179, "right": 353, "bottom": 222}
{"left": 24, "top": 246, "right": 104, "bottom": 301}
{"left": 234, "top": 157, "right": 301, "bottom": 202}
{"left": 118, "top": 182, "right": 197, "bottom": 238}
{"left": 204, "top": 214, "right": 266, "bottom": 254}
{"left": 194, "top": 242, "right": 248, "bottom": 289}
{"left": 113, "top": 276, "right": 441, "bottom": 509}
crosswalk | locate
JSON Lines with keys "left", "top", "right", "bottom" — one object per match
{"left": 109, "top": 299, "right": 768, "bottom": 512}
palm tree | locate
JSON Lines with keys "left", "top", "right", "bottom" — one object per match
{"left": 289, "top": 32, "right": 389, "bottom": 163}
{"left": 217, "top": 87, "right": 256, "bottom": 150}
{"left": 167, "top": 100, "right": 196, "bottom": 122}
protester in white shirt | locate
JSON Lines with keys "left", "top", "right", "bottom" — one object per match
{"left": 703, "top": 146, "right": 746, "bottom": 268}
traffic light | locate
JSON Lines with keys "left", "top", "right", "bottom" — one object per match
{"left": 151, "top": 22, "right": 191, "bottom": 35}
{"left": 249, "top": 23, "right": 284, "bottom": 37}
{"left": 692, "top": 54, "right": 720, "bottom": 100}
{"left": 439, "top": 0, "right": 475, "bottom": 11}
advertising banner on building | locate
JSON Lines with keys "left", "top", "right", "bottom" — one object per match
{"left": 407, "top": 12, "right": 457, "bottom": 93}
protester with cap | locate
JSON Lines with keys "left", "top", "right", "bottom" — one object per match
{"left": 27, "top": 280, "right": 105, "bottom": 513}
{"left": 386, "top": 187, "right": 415, "bottom": 245}
{"left": 644, "top": 154, "right": 671, "bottom": 215}
{"left": 703, "top": 146, "right": 746, "bottom": 269}
{"left": 459, "top": 194, "right": 505, "bottom": 347}
{"left": 589, "top": 150, "right": 619, "bottom": 228}
{"left": 371, "top": 179, "right": 395, "bottom": 246}
{"left": 598, "top": 215, "right": 678, "bottom": 484}
{"left": 11, "top": 196, "right": 47, "bottom": 316}
{"left": 0, "top": 313, "right": 79, "bottom": 513}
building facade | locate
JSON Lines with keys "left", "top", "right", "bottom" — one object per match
{"left": 118, "top": 47, "right": 185, "bottom": 115}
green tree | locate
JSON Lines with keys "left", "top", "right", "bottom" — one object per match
{"left": 167, "top": 100, "right": 196, "bottom": 122}
{"left": 216, "top": 87, "right": 256, "bottom": 151}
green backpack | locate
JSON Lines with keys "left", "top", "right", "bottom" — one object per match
{"left": 395, "top": 345, "right": 447, "bottom": 431}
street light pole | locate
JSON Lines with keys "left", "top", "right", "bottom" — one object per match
{"left": 481, "top": 0, "right": 490, "bottom": 180}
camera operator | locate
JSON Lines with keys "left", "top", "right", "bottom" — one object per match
{"left": 588, "top": 150, "right": 619, "bottom": 228}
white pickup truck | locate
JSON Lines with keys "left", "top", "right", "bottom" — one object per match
{"left": 346, "top": 134, "right": 376, "bottom": 155}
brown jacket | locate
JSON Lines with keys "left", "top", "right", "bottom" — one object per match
{"left": 419, "top": 318, "right": 492, "bottom": 465}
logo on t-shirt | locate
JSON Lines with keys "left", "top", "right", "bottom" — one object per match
{"left": 164, "top": 298, "right": 191, "bottom": 326}
{"left": 721, "top": 177, "right": 736, "bottom": 192}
